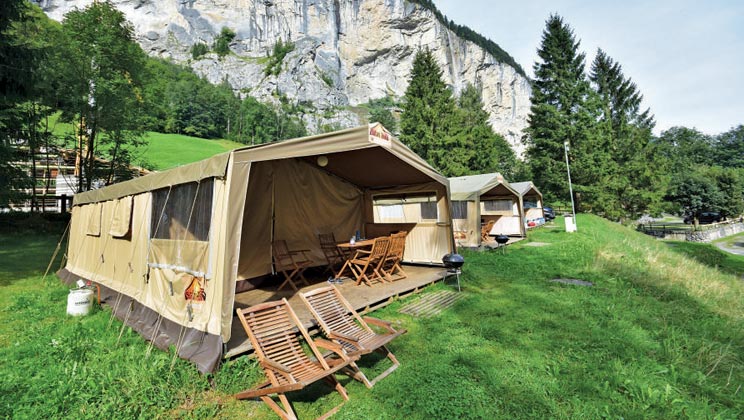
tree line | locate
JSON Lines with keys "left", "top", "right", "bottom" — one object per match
{"left": 397, "top": 14, "right": 743, "bottom": 223}
{"left": 0, "top": 0, "right": 305, "bottom": 208}
{"left": 521, "top": 14, "right": 744, "bottom": 222}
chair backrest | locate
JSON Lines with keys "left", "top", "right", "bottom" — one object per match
{"left": 369, "top": 236, "right": 391, "bottom": 260}
{"left": 272, "top": 240, "right": 295, "bottom": 271}
{"left": 387, "top": 231, "right": 407, "bottom": 260}
{"left": 318, "top": 233, "right": 340, "bottom": 260}
{"left": 481, "top": 220, "right": 495, "bottom": 237}
{"left": 237, "top": 299, "right": 329, "bottom": 373}
{"left": 301, "top": 286, "right": 371, "bottom": 349}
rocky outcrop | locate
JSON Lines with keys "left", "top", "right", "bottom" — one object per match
{"left": 35, "top": 0, "right": 531, "bottom": 154}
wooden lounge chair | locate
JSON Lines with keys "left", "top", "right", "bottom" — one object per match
{"left": 235, "top": 299, "right": 359, "bottom": 420}
{"left": 481, "top": 220, "right": 496, "bottom": 242}
{"left": 318, "top": 233, "right": 345, "bottom": 278}
{"left": 348, "top": 236, "right": 390, "bottom": 286}
{"left": 380, "top": 231, "right": 407, "bottom": 281}
{"left": 300, "top": 285, "right": 407, "bottom": 388}
{"left": 272, "top": 240, "right": 312, "bottom": 291}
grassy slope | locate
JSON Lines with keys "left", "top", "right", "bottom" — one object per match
{"left": 136, "top": 132, "right": 242, "bottom": 171}
{"left": 46, "top": 114, "right": 243, "bottom": 171}
{"left": 1, "top": 215, "right": 743, "bottom": 419}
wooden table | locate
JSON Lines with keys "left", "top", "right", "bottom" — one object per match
{"left": 336, "top": 238, "right": 375, "bottom": 277}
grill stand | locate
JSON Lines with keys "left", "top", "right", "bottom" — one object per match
{"left": 442, "top": 268, "right": 462, "bottom": 292}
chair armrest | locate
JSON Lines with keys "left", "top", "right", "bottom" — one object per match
{"left": 363, "top": 316, "right": 396, "bottom": 333}
{"left": 328, "top": 330, "right": 361, "bottom": 344}
{"left": 261, "top": 358, "right": 292, "bottom": 373}
{"left": 314, "top": 338, "right": 349, "bottom": 360}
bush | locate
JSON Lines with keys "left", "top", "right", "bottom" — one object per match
{"left": 213, "top": 27, "right": 236, "bottom": 57}
{"left": 264, "top": 39, "right": 295, "bottom": 76}
{"left": 190, "top": 42, "right": 209, "bottom": 60}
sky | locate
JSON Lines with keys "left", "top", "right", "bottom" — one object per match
{"left": 434, "top": 0, "right": 744, "bottom": 136}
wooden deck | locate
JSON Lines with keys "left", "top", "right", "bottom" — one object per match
{"left": 224, "top": 264, "right": 446, "bottom": 358}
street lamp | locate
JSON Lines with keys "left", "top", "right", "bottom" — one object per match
{"left": 563, "top": 141, "right": 577, "bottom": 232}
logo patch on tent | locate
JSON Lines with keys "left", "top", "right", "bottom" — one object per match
{"left": 369, "top": 123, "right": 392, "bottom": 148}
{"left": 184, "top": 276, "right": 206, "bottom": 301}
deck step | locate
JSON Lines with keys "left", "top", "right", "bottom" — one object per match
{"left": 398, "top": 290, "right": 463, "bottom": 318}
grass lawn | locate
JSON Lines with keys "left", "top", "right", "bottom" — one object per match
{"left": 46, "top": 113, "right": 243, "bottom": 171}
{"left": 135, "top": 132, "right": 243, "bottom": 171}
{"left": 1, "top": 215, "right": 743, "bottom": 419}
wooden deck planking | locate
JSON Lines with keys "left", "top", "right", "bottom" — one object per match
{"left": 225, "top": 264, "right": 446, "bottom": 358}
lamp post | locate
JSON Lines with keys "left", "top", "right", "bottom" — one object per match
{"left": 563, "top": 141, "right": 577, "bottom": 232}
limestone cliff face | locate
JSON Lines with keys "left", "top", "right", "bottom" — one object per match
{"left": 36, "top": 0, "right": 531, "bottom": 154}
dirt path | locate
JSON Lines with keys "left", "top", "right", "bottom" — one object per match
{"left": 714, "top": 238, "right": 744, "bottom": 256}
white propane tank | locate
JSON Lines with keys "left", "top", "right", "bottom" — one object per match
{"left": 66, "top": 288, "right": 94, "bottom": 316}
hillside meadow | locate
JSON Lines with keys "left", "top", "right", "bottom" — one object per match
{"left": 1, "top": 215, "right": 743, "bottom": 419}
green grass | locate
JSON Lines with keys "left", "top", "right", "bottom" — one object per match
{"left": 44, "top": 113, "right": 243, "bottom": 171}
{"left": 2, "top": 215, "right": 743, "bottom": 419}
{"left": 135, "top": 132, "right": 242, "bottom": 171}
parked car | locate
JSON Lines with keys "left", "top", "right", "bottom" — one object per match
{"left": 683, "top": 211, "right": 722, "bottom": 224}
{"left": 543, "top": 206, "right": 556, "bottom": 221}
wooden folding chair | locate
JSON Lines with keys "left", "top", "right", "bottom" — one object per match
{"left": 380, "top": 231, "right": 407, "bottom": 281}
{"left": 348, "top": 236, "right": 390, "bottom": 286}
{"left": 481, "top": 220, "right": 496, "bottom": 242}
{"left": 300, "top": 286, "right": 407, "bottom": 388}
{"left": 235, "top": 299, "right": 359, "bottom": 420}
{"left": 318, "top": 233, "right": 345, "bottom": 278}
{"left": 272, "top": 240, "right": 312, "bottom": 291}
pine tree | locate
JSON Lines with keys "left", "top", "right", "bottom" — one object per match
{"left": 400, "top": 49, "right": 459, "bottom": 174}
{"left": 524, "top": 14, "right": 596, "bottom": 206}
{"left": 589, "top": 49, "right": 665, "bottom": 219}
{"left": 456, "top": 84, "right": 518, "bottom": 177}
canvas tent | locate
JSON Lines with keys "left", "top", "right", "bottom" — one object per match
{"left": 58, "top": 124, "right": 455, "bottom": 372}
{"left": 448, "top": 173, "right": 524, "bottom": 247}
{"left": 511, "top": 181, "right": 545, "bottom": 228}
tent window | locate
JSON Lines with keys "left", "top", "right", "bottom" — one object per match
{"left": 85, "top": 203, "right": 102, "bottom": 236}
{"left": 420, "top": 201, "right": 438, "bottom": 220}
{"left": 109, "top": 196, "right": 133, "bottom": 238}
{"left": 377, "top": 204, "right": 404, "bottom": 220}
{"left": 484, "top": 199, "right": 512, "bottom": 212}
{"left": 151, "top": 179, "right": 214, "bottom": 241}
{"left": 451, "top": 201, "right": 468, "bottom": 220}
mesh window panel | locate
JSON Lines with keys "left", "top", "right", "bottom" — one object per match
{"left": 451, "top": 201, "right": 468, "bottom": 220}
{"left": 151, "top": 179, "right": 214, "bottom": 241}
{"left": 484, "top": 199, "right": 512, "bottom": 212}
{"left": 420, "top": 201, "right": 438, "bottom": 220}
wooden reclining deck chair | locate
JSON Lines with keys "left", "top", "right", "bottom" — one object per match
{"left": 273, "top": 240, "right": 312, "bottom": 291}
{"left": 300, "top": 285, "right": 407, "bottom": 388}
{"left": 235, "top": 299, "right": 359, "bottom": 420}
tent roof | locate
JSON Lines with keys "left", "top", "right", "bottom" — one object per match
{"left": 449, "top": 173, "right": 518, "bottom": 201}
{"left": 73, "top": 124, "right": 447, "bottom": 206}
{"left": 510, "top": 181, "right": 543, "bottom": 199}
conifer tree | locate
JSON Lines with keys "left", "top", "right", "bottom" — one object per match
{"left": 524, "top": 14, "right": 597, "bottom": 205}
{"left": 589, "top": 49, "right": 665, "bottom": 218}
{"left": 400, "top": 49, "right": 459, "bottom": 174}
{"left": 456, "top": 84, "right": 518, "bottom": 177}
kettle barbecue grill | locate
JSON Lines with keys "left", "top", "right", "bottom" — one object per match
{"left": 442, "top": 253, "right": 464, "bottom": 291}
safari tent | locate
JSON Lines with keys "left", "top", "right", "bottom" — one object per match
{"left": 511, "top": 181, "right": 545, "bottom": 228}
{"left": 448, "top": 173, "right": 524, "bottom": 247}
{"left": 58, "top": 124, "right": 455, "bottom": 372}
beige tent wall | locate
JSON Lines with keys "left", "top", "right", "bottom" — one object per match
{"left": 481, "top": 198, "right": 522, "bottom": 237}
{"left": 67, "top": 177, "right": 232, "bottom": 339}
{"left": 365, "top": 182, "right": 453, "bottom": 263}
{"left": 451, "top": 200, "right": 478, "bottom": 247}
{"left": 237, "top": 158, "right": 364, "bottom": 281}
{"left": 67, "top": 195, "right": 150, "bottom": 300}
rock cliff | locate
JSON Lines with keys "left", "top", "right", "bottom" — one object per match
{"left": 35, "top": 0, "right": 531, "bottom": 154}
